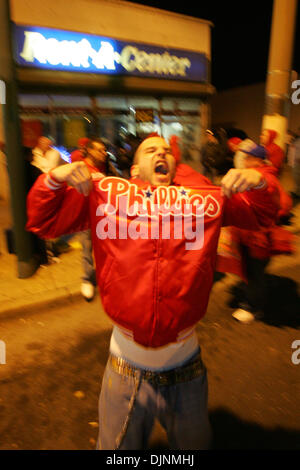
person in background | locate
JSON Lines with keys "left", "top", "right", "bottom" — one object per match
{"left": 0, "top": 141, "right": 9, "bottom": 202}
{"left": 61, "top": 136, "right": 93, "bottom": 292}
{"left": 22, "top": 146, "right": 48, "bottom": 264}
{"left": 290, "top": 130, "right": 300, "bottom": 201}
{"left": 285, "top": 129, "right": 296, "bottom": 161}
{"left": 201, "top": 129, "right": 222, "bottom": 181}
{"left": 233, "top": 137, "right": 293, "bottom": 224}
{"left": 260, "top": 129, "right": 285, "bottom": 175}
{"left": 32, "top": 136, "right": 71, "bottom": 257}
{"left": 205, "top": 128, "right": 218, "bottom": 144}
{"left": 115, "top": 134, "right": 142, "bottom": 179}
{"left": 213, "top": 127, "right": 234, "bottom": 176}
{"left": 70, "top": 136, "right": 120, "bottom": 300}
{"left": 227, "top": 136, "right": 242, "bottom": 155}
{"left": 227, "top": 136, "right": 243, "bottom": 175}
{"left": 79, "top": 137, "right": 118, "bottom": 301}
{"left": 220, "top": 144, "right": 294, "bottom": 324}
{"left": 70, "top": 137, "right": 90, "bottom": 163}
{"left": 201, "top": 128, "right": 233, "bottom": 181}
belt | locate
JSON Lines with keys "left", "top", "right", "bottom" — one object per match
{"left": 109, "top": 353, "right": 205, "bottom": 387}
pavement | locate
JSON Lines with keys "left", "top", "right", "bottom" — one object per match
{"left": 0, "top": 200, "right": 84, "bottom": 320}
{"left": 0, "top": 164, "right": 299, "bottom": 321}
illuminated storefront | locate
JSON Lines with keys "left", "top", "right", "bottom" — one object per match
{"left": 11, "top": 0, "right": 214, "bottom": 161}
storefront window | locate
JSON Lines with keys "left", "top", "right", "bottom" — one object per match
{"left": 18, "top": 94, "right": 202, "bottom": 163}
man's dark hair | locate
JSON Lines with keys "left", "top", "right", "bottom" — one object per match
{"left": 86, "top": 136, "right": 120, "bottom": 177}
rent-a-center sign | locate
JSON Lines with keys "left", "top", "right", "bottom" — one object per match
{"left": 14, "top": 24, "right": 208, "bottom": 82}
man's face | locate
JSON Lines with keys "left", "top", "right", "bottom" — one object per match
{"left": 87, "top": 141, "right": 107, "bottom": 166}
{"left": 131, "top": 137, "right": 176, "bottom": 186}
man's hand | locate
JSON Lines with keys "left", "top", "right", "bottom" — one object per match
{"left": 221, "top": 168, "right": 266, "bottom": 198}
{"left": 49, "top": 162, "right": 93, "bottom": 196}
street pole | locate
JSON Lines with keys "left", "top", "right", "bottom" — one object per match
{"left": 0, "top": 0, "right": 38, "bottom": 278}
{"left": 262, "top": 0, "right": 298, "bottom": 149}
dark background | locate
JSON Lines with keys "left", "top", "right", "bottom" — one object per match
{"left": 126, "top": 0, "right": 300, "bottom": 91}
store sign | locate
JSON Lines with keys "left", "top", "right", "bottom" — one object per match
{"left": 14, "top": 25, "right": 208, "bottom": 82}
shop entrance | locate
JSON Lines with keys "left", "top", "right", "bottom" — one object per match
{"left": 19, "top": 94, "right": 203, "bottom": 164}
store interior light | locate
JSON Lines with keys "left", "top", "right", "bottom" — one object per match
{"left": 53, "top": 146, "right": 71, "bottom": 163}
{"left": 172, "top": 122, "right": 183, "bottom": 131}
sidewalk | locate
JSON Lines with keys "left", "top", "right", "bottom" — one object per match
{"left": 0, "top": 199, "right": 84, "bottom": 320}
{"left": 0, "top": 165, "right": 299, "bottom": 321}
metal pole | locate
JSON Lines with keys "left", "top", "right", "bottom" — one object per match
{"left": 262, "top": 0, "right": 298, "bottom": 149}
{"left": 0, "top": 0, "right": 38, "bottom": 278}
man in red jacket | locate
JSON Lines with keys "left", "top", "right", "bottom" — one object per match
{"left": 26, "top": 134, "right": 279, "bottom": 450}
{"left": 216, "top": 144, "right": 293, "bottom": 324}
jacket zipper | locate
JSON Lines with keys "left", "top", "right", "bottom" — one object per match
{"left": 149, "top": 236, "right": 161, "bottom": 345}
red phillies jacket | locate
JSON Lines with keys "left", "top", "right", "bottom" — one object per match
{"left": 26, "top": 164, "right": 279, "bottom": 347}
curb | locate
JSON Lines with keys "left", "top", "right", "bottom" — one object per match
{"left": 0, "top": 286, "right": 83, "bottom": 321}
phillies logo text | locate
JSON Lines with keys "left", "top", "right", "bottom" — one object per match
{"left": 95, "top": 178, "right": 221, "bottom": 250}
{"left": 98, "top": 177, "right": 220, "bottom": 218}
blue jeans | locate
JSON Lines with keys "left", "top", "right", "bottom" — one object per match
{"left": 97, "top": 350, "right": 212, "bottom": 450}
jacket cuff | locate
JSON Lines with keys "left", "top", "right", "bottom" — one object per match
{"left": 45, "top": 172, "right": 64, "bottom": 190}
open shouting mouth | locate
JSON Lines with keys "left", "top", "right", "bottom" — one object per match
{"left": 154, "top": 160, "right": 170, "bottom": 183}
{"left": 154, "top": 160, "right": 169, "bottom": 176}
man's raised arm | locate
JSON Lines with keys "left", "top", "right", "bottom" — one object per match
{"left": 220, "top": 167, "right": 280, "bottom": 229}
{"left": 26, "top": 162, "right": 93, "bottom": 239}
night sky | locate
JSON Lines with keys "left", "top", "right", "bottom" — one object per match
{"left": 127, "top": 0, "right": 300, "bottom": 91}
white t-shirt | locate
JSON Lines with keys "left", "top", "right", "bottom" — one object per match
{"left": 109, "top": 325, "right": 199, "bottom": 371}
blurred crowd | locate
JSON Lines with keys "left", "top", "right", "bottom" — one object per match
{"left": 201, "top": 125, "right": 297, "bottom": 322}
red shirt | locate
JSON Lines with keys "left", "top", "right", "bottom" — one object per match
{"left": 70, "top": 149, "right": 84, "bottom": 163}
